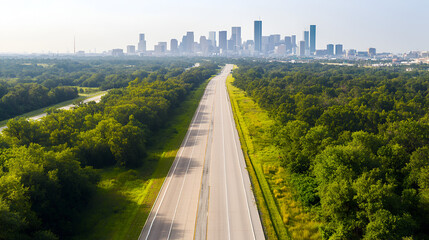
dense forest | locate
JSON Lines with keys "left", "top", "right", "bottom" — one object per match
{"left": 0, "top": 58, "right": 196, "bottom": 121}
{"left": 0, "top": 59, "right": 217, "bottom": 239}
{"left": 233, "top": 62, "right": 429, "bottom": 239}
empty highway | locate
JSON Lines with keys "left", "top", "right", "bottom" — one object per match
{"left": 139, "top": 64, "right": 265, "bottom": 240}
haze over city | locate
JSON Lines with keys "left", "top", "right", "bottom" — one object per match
{"left": 1, "top": 0, "right": 428, "bottom": 54}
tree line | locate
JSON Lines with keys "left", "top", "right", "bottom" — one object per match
{"left": 0, "top": 58, "right": 197, "bottom": 121}
{"left": 233, "top": 61, "right": 429, "bottom": 239}
{"left": 0, "top": 61, "right": 218, "bottom": 239}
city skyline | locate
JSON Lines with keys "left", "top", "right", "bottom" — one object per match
{"left": 0, "top": 0, "right": 428, "bottom": 54}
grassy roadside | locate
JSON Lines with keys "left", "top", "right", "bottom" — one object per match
{"left": 226, "top": 73, "right": 321, "bottom": 240}
{"left": 0, "top": 90, "right": 106, "bottom": 128}
{"left": 71, "top": 77, "right": 213, "bottom": 240}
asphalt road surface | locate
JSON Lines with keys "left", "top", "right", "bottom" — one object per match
{"left": 139, "top": 65, "right": 265, "bottom": 240}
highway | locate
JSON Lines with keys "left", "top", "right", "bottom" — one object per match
{"left": 139, "top": 64, "right": 265, "bottom": 240}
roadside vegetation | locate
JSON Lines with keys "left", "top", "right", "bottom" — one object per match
{"left": 73, "top": 72, "right": 215, "bottom": 240}
{"left": 0, "top": 88, "right": 104, "bottom": 128}
{"left": 0, "top": 58, "right": 195, "bottom": 121}
{"left": 230, "top": 61, "right": 429, "bottom": 239}
{"left": 227, "top": 74, "right": 320, "bottom": 240}
{"left": 0, "top": 58, "right": 217, "bottom": 239}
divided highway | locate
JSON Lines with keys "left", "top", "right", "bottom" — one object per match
{"left": 139, "top": 65, "right": 265, "bottom": 240}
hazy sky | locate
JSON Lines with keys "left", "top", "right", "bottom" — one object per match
{"left": 0, "top": 0, "right": 428, "bottom": 54}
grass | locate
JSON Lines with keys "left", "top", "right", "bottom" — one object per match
{"left": 71, "top": 77, "right": 213, "bottom": 240}
{"left": 226, "top": 73, "right": 321, "bottom": 240}
{"left": 0, "top": 90, "right": 106, "bottom": 128}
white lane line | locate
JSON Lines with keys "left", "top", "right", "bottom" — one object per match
{"left": 142, "top": 83, "right": 210, "bottom": 240}
{"left": 224, "top": 67, "right": 257, "bottom": 240}
{"left": 220, "top": 74, "right": 232, "bottom": 240}
{"left": 166, "top": 90, "right": 209, "bottom": 240}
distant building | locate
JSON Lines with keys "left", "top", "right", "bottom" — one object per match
{"left": 254, "top": 20, "right": 262, "bottom": 52}
{"left": 127, "top": 45, "right": 136, "bottom": 54}
{"left": 275, "top": 44, "right": 286, "bottom": 55}
{"left": 315, "top": 49, "right": 327, "bottom": 56}
{"left": 219, "top": 31, "right": 227, "bottom": 52}
{"left": 299, "top": 41, "right": 306, "bottom": 56}
{"left": 335, "top": 44, "right": 343, "bottom": 56}
{"left": 268, "top": 34, "right": 280, "bottom": 52}
{"left": 154, "top": 42, "right": 167, "bottom": 53}
{"left": 208, "top": 31, "right": 216, "bottom": 47}
{"left": 138, "top": 34, "right": 146, "bottom": 52}
{"left": 231, "top": 27, "right": 242, "bottom": 51}
{"left": 304, "top": 31, "right": 309, "bottom": 52}
{"left": 357, "top": 51, "right": 369, "bottom": 57}
{"left": 284, "top": 36, "right": 292, "bottom": 53}
{"left": 347, "top": 49, "right": 357, "bottom": 57}
{"left": 185, "top": 32, "right": 194, "bottom": 53}
{"left": 368, "top": 48, "right": 376, "bottom": 57}
{"left": 310, "top": 25, "right": 316, "bottom": 54}
{"left": 112, "top": 49, "right": 124, "bottom": 56}
{"left": 227, "top": 39, "right": 235, "bottom": 51}
{"left": 200, "top": 36, "right": 209, "bottom": 53}
{"left": 291, "top": 35, "right": 297, "bottom": 54}
{"left": 170, "top": 39, "right": 178, "bottom": 52}
{"left": 262, "top": 36, "right": 269, "bottom": 53}
{"left": 327, "top": 44, "right": 334, "bottom": 55}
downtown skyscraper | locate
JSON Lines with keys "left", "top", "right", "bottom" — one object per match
{"left": 231, "top": 27, "right": 242, "bottom": 51}
{"left": 138, "top": 33, "right": 146, "bottom": 52}
{"left": 219, "top": 31, "right": 227, "bottom": 53}
{"left": 254, "top": 20, "right": 262, "bottom": 52}
{"left": 310, "top": 25, "right": 316, "bottom": 54}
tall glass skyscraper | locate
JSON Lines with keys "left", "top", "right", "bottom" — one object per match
{"left": 138, "top": 33, "right": 146, "bottom": 52}
{"left": 304, "top": 31, "right": 309, "bottom": 51}
{"left": 291, "top": 35, "right": 297, "bottom": 54}
{"left": 254, "top": 20, "right": 262, "bottom": 52}
{"left": 219, "top": 31, "right": 227, "bottom": 52}
{"left": 310, "top": 25, "right": 316, "bottom": 54}
{"left": 231, "top": 27, "right": 242, "bottom": 51}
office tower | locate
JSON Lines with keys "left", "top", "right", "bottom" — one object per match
{"left": 262, "top": 36, "right": 269, "bottom": 53}
{"left": 200, "top": 36, "right": 209, "bottom": 53}
{"left": 347, "top": 49, "right": 357, "bottom": 57}
{"left": 227, "top": 39, "right": 234, "bottom": 51}
{"left": 368, "top": 48, "right": 376, "bottom": 57}
{"left": 304, "top": 31, "right": 309, "bottom": 51}
{"left": 310, "top": 25, "right": 316, "bottom": 54}
{"left": 254, "top": 20, "right": 262, "bottom": 52}
{"left": 219, "top": 31, "right": 227, "bottom": 52}
{"left": 299, "top": 41, "right": 306, "bottom": 56}
{"left": 276, "top": 44, "right": 286, "bottom": 55}
{"left": 284, "top": 36, "right": 292, "bottom": 53}
{"left": 170, "top": 39, "right": 178, "bottom": 52}
{"left": 138, "top": 33, "right": 147, "bottom": 52}
{"left": 127, "top": 45, "right": 135, "bottom": 54}
{"left": 208, "top": 31, "right": 216, "bottom": 47}
{"left": 244, "top": 40, "right": 254, "bottom": 51}
{"left": 327, "top": 44, "right": 334, "bottom": 55}
{"left": 186, "top": 32, "right": 194, "bottom": 53}
{"left": 335, "top": 44, "right": 343, "bottom": 56}
{"left": 180, "top": 35, "right": 187, "bottom": 52}
{"left": 231, "top": 27, "right": 242, "bottom": 51}
{"left": 268, "top": 34, "right": 280, "bottom": 52}
{"left": 154, "top": 42, "right": 167, "bottom": 53}
{"left": 291, "top": 35, "right": 297, "bottom": 54}
{"left": 112, "top": 49, "right": 124, "bottom": 56}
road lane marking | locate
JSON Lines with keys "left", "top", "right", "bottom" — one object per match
{"left": 194, "top": 75, "right": 218, "bottom": 240}
{"left": 166, "top": 98, "right": 207, "bottom": 240}
{"left": 220, "top": 74, "right": 232, "bottom": 240}
{"left": 224, "top": 67, "right": 257, "bottom": 240}
{"left": 141, "top": 83, "right": 209, "bottom": 240}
